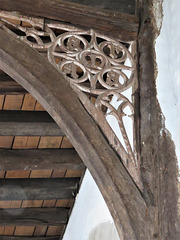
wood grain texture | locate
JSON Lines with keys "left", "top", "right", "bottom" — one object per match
{"left": 34, "top": 101, "right": 45, "bottom": 111}
{"left": 10, "top": 201, "right": 22, "bottom": 208}
{"left": 21, "top": 200, "right": 43, "bottom": 208}
{"left": 42, "top": 199, "right": 56, "bottom": 207}
{"left": 3, "top": 226, "right": 15, "bottom": 236}
{"left": 14, "top": 226, "right": 34, "bottom": 236}
{"left": 0, "top": 111, "right": 64, "bottom": 136}
{"left": 5, "top": 170, "right": 30, "bottom": 178}
{"left": 0, "top": 28, "right": 148, "bottom": 239}
{"left": 0, "top": 75, "right": 27, "bottom": 95}
{"left": 12, "top": 136, "right": 39, "bottom": 149}
{"left": 52, "top": 169, "right": 66, "bottom": 178}
{"left": 0, "top": 201, "right": 11, "bottom": 208}
{"left": 64, "top": 0, "right": 135, "bottom": 14}
{"left": 0, "top": 0, "right": 138, "bottom": 41}
{"left": 0, "top": 149, "right": 84, "bottom": 171}
{"left": 38, "top": 137, "right": 62, "bottom": 148}
{"left": 61, "top": 136, "right": 73, "bottom": 149}
{"left": 55, "top": 199, "right": 69, "bottom": 208}
{"left": 65, "top": 169, "right": 83, "bottom": 178}
{"left": 33, "top": 226, "right": 47, "bottom": 236}
{"left": 21, "top": 94, "right": 36, "bottom": 110}
{"left": 46, "top": 226, "right": 64, "bottom": 236}
{"left": 3, "top": 95, "right": 24, "bottom": 110}
{"left": 0, "top": 207, "right": 68, "bottom": 225}
{"left": 0, "top": 178, "right": 79, "bottom": 200}
{"left": 0, "top": 95, "right": 4, "bottom": 109}
{"left": 137, "top": 1, "right": 179, "bottom": 239}
{"left": 30, "top": 170, "right": 52, "bottom": 178}
{"left": 0, "top": 136, "right": 13, "bottom": 148}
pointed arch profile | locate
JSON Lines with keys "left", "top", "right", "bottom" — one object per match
{"left": 0, "top": 28, "right": 148, "bottom": 240}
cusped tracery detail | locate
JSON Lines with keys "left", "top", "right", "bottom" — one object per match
{"left": 47, "top": 30, "right": 136, "bottom": 164}
{"left": 0, "top": 11, "right": 137, "bottom": 167}
{"left": 96, "top": 91, "right": 135, "bottom": 163}
{"left": 48, "top": 30, "right": 135, "bottom": 95}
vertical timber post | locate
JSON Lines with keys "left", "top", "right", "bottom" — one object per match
{"left": 138, "top": 0, "right": 179, "bottom": 239}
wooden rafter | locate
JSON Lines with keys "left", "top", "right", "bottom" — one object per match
{"left": 55, "top": 0, "right": 136, "bottom": 14}
{"left": 0, "top": 76, "right": 101, "bottom": 96}
{"left": 0, "top": 8, "right": 84, "bottom": 238}
{"left": 0, "top": 207, "right": 68, "bottom": 225}
{"left": 137, "top": 0, "right": 179, "bottom": 239}
{"left": 0, "top": 149, "right": 84, "bottom": 171}
{"left": 0, "top": 26, "right": 148, "bottom": 239}
{"left": 0, "top": 111, "right": 64, "bottom": 136}
{"left": 0, "top": 74, "right": 27, "bottom": 95}
{"left": 0, "top": 178, "right": 79, "bottom": 200}
{"left": 0, "top": 0, "right": 138, "bottom": 42}
{"left": 2, "top": 2, "right": 178, "bottom": 239}
{"left": 0, "top": 8, "right": 139, "bottom": 183}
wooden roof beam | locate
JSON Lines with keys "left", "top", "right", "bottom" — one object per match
{"left": 0, "top": 0, "right": 138, "bottom": 41}
{"left": 0, "top": 74, "right": 26, "bottom": 95}
{"left": 0, "top": 28, "right": 148, "bottom": 239}
{"left": 0, "top": 178, "right": 79, "bottom": 201}
{"left": 0, "top": 76, "right": 100, "bottom": 96}
{"left": 0, "top": 207, "right": 68, "bottom": 225}
{"left": 0, "top": 149, "right": 84, "bottom": 171}
{"left": 0, "top": 111, "right": 64, "bottom": 136}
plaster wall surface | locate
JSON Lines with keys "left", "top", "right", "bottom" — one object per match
{"left": 155, "top": 0, "right": 180, "bottom": 174}
{"left": 62, "top": 170, "right": 120, "bottom": 240}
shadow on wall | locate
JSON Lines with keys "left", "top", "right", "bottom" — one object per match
{"left": 88, "top": 221, "right": 120, "bottom": 240}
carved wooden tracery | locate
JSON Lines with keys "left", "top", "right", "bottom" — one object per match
{"left": 0, "top": 6, "right": 153, "bottom": 239}
{"left": 0, "top": 1, "right": 178, "bottom": 240}
{"left": 0, "top": 11, "right": 140, "bottom": 185}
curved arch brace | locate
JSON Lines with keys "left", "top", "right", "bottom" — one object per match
{"left": 0, "top": 29, "right": 148, "bottom": 240}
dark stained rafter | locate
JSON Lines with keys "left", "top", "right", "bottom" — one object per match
{"left": 0, "top": 27, "right": 148, "bottom": 240}
{"left": 0, "top": 1, "right": 178, "bottom": 240}
{"left": 0, "top": 207, "right": 68, "bottom": 225}
{"left": 0, "top": 74, "right": 27, "bottom": 95}
{"left": 64, "top": 0, "right": 135, "bottom": 14}
{"left": 0, "top": 149, "right": 84, "bottom": 171}
{"left": 0, "top": 178, "right": 79, "bottom": 200}
{"left": 0, "top": 0, "right": 138, "bottom": 41}
{"left": 0, "top": 76, "right": 101, "bottom": 96}
{"left": 0, "top": 111, "right": 65, "bottom": 136}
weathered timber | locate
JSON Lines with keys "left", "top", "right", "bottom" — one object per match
{"left": 0, "top": 237, "right": 60, "bottom": 240}
{"left": 0, "top": 111, "right": 65, "bottom": 136}
{"left": 0, "top": 207, "right": 68, "bottom": 225}
{"left": 0, "top": 74, "right": 27, "bottom": 94}
{"left": 64, "top": 0, "right": 135, "bottom": 14}
{"left": 0, "top": 77, "right": 101, "bottom": 96}
{"left": 138, "top": 0, "right": 179, "bottom": 239}
{"left": 0, "top": 149, "right": 84, "bottom": 171}
{"left": 0, "top": 178, "right": 79, "bottom": 200}
{"left": 0, "top": 0, "right": 138, "bottom": 41}
{"left": 0, "top": 28, "right": 148, "bottom": 240}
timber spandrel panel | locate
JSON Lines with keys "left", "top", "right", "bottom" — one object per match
{"left": 0, "top": 11, "right": 139, "bottom": 185}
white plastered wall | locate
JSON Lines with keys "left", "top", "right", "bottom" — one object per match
{"left": 155, "top": 0, "right": 180, "bottom": 176}
{"left": 62, "top": 170, "right": 120, "bottom": 240}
